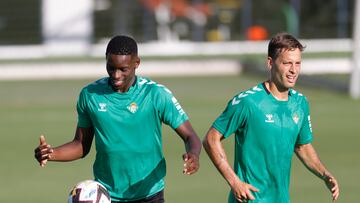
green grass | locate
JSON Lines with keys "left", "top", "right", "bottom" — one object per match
{"left": 0, "top": 74, "right": 359, "bottom": 202}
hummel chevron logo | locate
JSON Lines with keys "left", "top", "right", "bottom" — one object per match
{"left": 98, "top": 103, "right": 107, "bottom": 112}
{"left": 265, "top": 114, "right": 274, "bottom": 123}
{"left": 231, "top": 86, "right": 262, "bottom": 106}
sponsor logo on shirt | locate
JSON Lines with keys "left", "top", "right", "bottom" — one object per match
{"left": 127, "top": 102, "right": 138, "bottom": 113}
{"left": 265, "top": 114, "right": 274, "bottom": 123}
{"left": 98, "top": 103, "right": 107, "bottom": 112}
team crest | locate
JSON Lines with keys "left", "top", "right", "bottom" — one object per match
{"left": 292, "top": 114, "right": 299, "bottom": 124}
{"left": 127, "top": 102, "right": 138, "bottom": 113}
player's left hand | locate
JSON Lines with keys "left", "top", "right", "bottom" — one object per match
{"left": 324, "top": 175, "right": 340, "bottom": 201}
{"left": 182, "top": 152, "right": 199, "bottom": 175}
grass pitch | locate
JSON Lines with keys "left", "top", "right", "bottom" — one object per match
{"left": 0, "top": 74, "right": 358, "bottom": 203}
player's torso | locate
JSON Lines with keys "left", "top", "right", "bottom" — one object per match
{"left": 245, "top": 90, "right": 306, "bottom": 156}
{"left": 85, "top": 77, "right": 163, "bottom": 153}
{"left": 234, "top": 86, "right": 307, "bottom": 201}
{"left": 85, "top": 77, "right": 170, "bottom": 199}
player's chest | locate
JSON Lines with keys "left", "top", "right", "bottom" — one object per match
{"left": 87, "top": 93, "right": 154, "bottom": 122}
{"left": 251, "top": 104, "right": 305, "bottom": 135}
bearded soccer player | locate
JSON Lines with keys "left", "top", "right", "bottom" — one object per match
{"left": 203, "top": 32, "right": 340, "bottom": 203}
{"left": 34, "top": 35, "right": 201, "bottom": 203}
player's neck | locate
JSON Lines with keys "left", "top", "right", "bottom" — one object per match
{"left": 113, "top": 76, "right": 137, "bottom": 93}
{"left": 265, "top": 80, "right": 289, "bottom": 101}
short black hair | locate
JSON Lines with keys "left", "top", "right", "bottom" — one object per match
{"left": 105, "top": 35, "right": 138, "bottom": 56}
{"left": 268, "top": 32, "right": 305, "bottom": 59}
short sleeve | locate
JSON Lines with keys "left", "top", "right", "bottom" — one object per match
{"left": 296, "top": 98, "right": 313, "bottom": 144}
{"left": 212, "top": 96, "right": 250, "bottom": 138}
{"left": 153, "top": 85, "right": 189, "bottom": 129}
{"left": 76, "top": 88, "right": 92, "bottom": 128}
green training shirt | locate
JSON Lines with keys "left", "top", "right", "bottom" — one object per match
{"left": 76, "top": 76, "right": 188, "bottom": 201}
{"left": 213, "top": 83, "right": 313, "bottom": 203}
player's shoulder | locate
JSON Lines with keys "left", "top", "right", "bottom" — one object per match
{"left": 231, "top": 83, "right": 265, "bottom": 106}
{"left": 81, "top": 77, "right": 109, "bottom": 94}
{"left": 137, "top": 76, "right": 173, "bottom": 94}
{"left": 289, "top": 88, "right": 308, "bottom": 102}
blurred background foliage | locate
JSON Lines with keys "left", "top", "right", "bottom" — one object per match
{"left": 0, "top": 0, "right": 355, "bottom": 45}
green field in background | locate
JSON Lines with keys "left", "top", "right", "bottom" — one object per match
{"left": 0, "top": 51, "right": 351, "bottom": 64}
{"left": 0, "top": 74, "right": 359, "bottom": 202}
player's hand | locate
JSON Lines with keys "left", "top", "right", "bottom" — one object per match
{"left": 34, "top": 135, "right": 53, "bottom": 167}
{"left": 231, "top": 178, "right": 259, "bottom": 203}
{"left": 324, "top": 175, "right": 340, "bottom": 201}
{"left": 182, "top": 152, "right": 199, "bottom": 175}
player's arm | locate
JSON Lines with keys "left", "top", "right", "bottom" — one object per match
{"left": 34, "top": 126, "right": 94, "bottom": 167}
{"left": 295, "top": 143, "right": 340, "bottom": 201}
{"left": 175, "top": 120, "right": 201, "bottom": 175}
{"left": 203, "top": 127, "right": 259, "bottom": 202}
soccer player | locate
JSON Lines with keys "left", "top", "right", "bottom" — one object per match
{"left": 34, "top": 35, "right": 201, "bottom": 203}
{"left": 202, "top": 32, "right": 340, "bottom": 203}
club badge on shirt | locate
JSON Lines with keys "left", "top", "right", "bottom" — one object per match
{"left": 292, "top": 114, "right": 299, "bottom": 124}
{"left": 127, "top": 102, "right": 138, "bottom": 113}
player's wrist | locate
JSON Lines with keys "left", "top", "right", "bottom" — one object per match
{"left": 321, "top": 171, "right": 333, "bottom": 181}
{"left": 226, "top": 174, "right": 242, "bottom": 189}
{"left": 186, "top": 150, "right": 200, "bottom": 158}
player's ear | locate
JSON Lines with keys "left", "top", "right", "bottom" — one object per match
{"left": 266, "top": 56, "right": 273, "bottom": 71}
{"left": 134, "top": 56, "right": 140, "bottom": 69}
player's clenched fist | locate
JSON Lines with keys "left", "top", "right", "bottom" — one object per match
{"left": 34, "top": 135, "right": 53, "bottom": 167}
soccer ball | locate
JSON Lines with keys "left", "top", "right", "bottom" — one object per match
{"left": 68, "top": 180, "right": 111, "bottom": 203}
